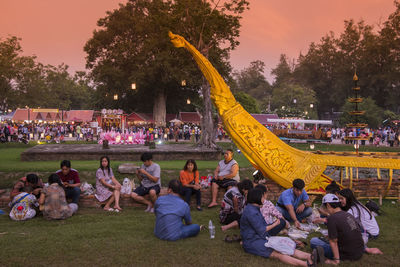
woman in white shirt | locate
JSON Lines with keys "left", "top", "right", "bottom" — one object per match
{"left": 338, "top": 189, "right": 379, "bottom": 239}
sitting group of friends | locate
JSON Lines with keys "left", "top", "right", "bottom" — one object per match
{"left": 154, "top": 149, "right": 383, "bottom": 266}
{"left": 7, "top": 148, "right": 383, "bottom": 266}
{"left": 9, "top": 159, "right": 80, "bottom": 221}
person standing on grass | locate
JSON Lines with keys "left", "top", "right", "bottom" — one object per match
{"left": 154, "top": 179, "right": 200, "bottom": 241}
{"left": 10, "top": 174, "right": 44, "bottom": 201}
{"left": 208, "top": 149, "right": 240, "bottom": 208}
{"left": 56, "top": 160, "right": 81, "bottom": 204}
{"left": 95, "top": 156, "right": 122, "bottom": 212}
{"left": 39, "top": 174, "right": 78, "bottom": 220}
{"left": 179, "top": 159, "right": 202, "bottom": 211}
{"left": 275, "top": 179, "right": 312, "bottom": 228}
{"left": 130, "top": 152, "right": 161, "bottom": 213}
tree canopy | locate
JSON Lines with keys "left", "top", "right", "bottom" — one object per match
{"left": 0, "top": 36, "right": 93, "bottom": 111}
{"left": 85, "top": 0, "right": 249, "bottom": 147}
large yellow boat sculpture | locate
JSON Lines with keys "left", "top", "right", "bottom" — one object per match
{"left": 169, "top": 32, "right": 400, "bottom": 194}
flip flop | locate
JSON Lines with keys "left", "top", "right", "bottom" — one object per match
{"left": 232, "top": 234, "right": 242, "bottom": 242}
{"left": 224, "top": 235, "right": 234, "bottom": 243}
{"left": 105, "top": 208, "right": 114, "bottom": 212}
{"left": 308, "top": 248, "right": 318, "bottom": 267}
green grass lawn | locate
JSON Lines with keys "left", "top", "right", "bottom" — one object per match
{"left": 1, "top": 142, "right": 400, "bottom": 266}
{"left": 0, "top": 201, "right": 399, "bottom": 266}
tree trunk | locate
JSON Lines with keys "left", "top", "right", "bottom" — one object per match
{"left": 153, "top": 90, "right": 166, "bottom": 127}
{"left": 198, "top": 79, "right": 217, "bottom": 149}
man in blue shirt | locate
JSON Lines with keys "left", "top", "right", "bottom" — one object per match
{"left": 154, "top": 179, "right": 200, "bottom": 241}
{"left": 276, "top": 179, "right": 312, "bottom": 228}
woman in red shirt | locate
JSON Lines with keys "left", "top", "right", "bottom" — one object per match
{"left": 179, "top": 159, "right": 202, "bottom": 211}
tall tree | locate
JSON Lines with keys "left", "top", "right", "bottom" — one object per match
{"left": 233, "top": 91, "right": 260, "bottom": 113}
{"left": 271, "top": 54, "right": 294, "bottom": 87}
{"left": 0, "top": 36, "right": 36, "bottom": 110}
{"left": 271, "top": 83, "right": 317, "bottom": 119}
{"left": 84, "top": 0, "right": 249, "bottom": 148}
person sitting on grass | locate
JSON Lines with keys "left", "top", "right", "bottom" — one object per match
{"left": 338, "top": 189, "right": 380, "bottom": 240}
{"left": 39, "top": 174, "right": 78, "bottom": 220}
{"left": 275, "top": 179, "right": 312, "bottom": 228}
{"left": 56, "top": 160, "right": 81, "bottom": 205}
{"left": 10, "top": 174, "right": 44, "bottom": 201}
{"left": 130, "top": 152, "right": 161, "bottom": 213}
{"left": 310, "top": 194, "right": 382, "bottom": 265}
{"left": 208, "top": 149, "right": 240, "bottom": 208}
{"left": 220, "top": 179, "right": 253, "bottom": 232}
{"left": 95, "top": 156, "right": 122, "bottom": 212}
{"left": 312, "top": 181, "right": 341, "bottom": 224}
{"left": 9, "top": 186, "right": 38, "bottom": 221}
{"left": 256, "top": 184, "right": 289, "bottom": 236}
{"left": 240, "top": 188, "right": 319, "bottom": 266}
{"left": 154, "top": 179, "right": 200, "bottom": 241}
{"left": 179, "top": 159, "right": 202, "bottom": 211}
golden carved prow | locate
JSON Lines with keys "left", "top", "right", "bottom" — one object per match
{"left": 169, "top": 32, "right": 400, "bottom": 193}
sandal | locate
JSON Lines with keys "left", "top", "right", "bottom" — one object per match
{"left": 224, "top": 235, "right": 234, "bottom": 243}
{"left": 306, "top": 259, "right": 316, "bottom": 267}
{"left": 104, "top": 208, "right": 114, "bottom": 212}
{"left": 232, "top": 234, "right": 242, "bottom": 242}
{"left": 308, "top": 248, "right": 318, "bottom": 267}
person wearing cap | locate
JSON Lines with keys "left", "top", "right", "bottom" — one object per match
{"left": 310, "top": 194, "right": 365, "bottom": 264}
{"left": 275, "top": 179, "right": 312, "bottom": 228}
{"left": 208, "top": 149, "right": 240, "bottom": 208}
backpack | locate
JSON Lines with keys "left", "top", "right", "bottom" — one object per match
{"left": 365, "top": 200, "right": 381, "bottom": 215}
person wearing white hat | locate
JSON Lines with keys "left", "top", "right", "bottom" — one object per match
{"left": 310, "top": 194, "right": 365, "bottom": 264}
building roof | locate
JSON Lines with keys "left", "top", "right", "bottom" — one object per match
{"left": 127, "top": 112, "right": 148, "bottom": 122}
{"left": 179, "top": 112, "right": 201, "bottom": 123}
{"left": 66, "top": 110, "right": 94, "bottom": 122}
{"left": 250, "top": 114, "right": 279, "bottom": 125}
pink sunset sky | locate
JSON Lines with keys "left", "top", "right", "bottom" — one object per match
{"left": 0, "top": 0, "right": 396, "bottom": 81}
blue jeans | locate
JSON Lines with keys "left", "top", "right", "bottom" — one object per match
{"left": 276, "top": 206, "right": 312, "bottom": 222}
{"left": 65, "top": 187, "right": 81, "bottom": 204}
{"left": 181, "top": 187, "right": 201, "bottom": 206}
{"left": 267, "top": 218, "right": 286, "bottom": 236}
{"left": 310, "top": 237, "right": 334, "bottom": 259}
{"left": 180, "top": 224, "right": 200, "bottom": 239}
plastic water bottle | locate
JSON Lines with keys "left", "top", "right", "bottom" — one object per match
{"left": 209, "top": 220, "right": 215, "bottom": 239}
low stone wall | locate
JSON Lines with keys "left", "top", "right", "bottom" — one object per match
{"left": 0, "top": 187, "right": 227, "bottom": 209}
{"left": 2, "top": 178, "right": 398, "bottom": 210}
{"left": 21, "top": 144, "right": 221, "bottom": 161}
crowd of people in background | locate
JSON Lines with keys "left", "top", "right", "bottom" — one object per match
{"left": 3, "top": 119, "right": 398, "bottom": 147}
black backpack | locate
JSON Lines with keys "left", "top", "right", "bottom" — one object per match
{"left": 365, "top": 200, "right": 381, "bottom": 215}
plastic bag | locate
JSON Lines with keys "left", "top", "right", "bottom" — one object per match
{"left": 80, "top": 182, "right": 95, "bottom": 196}
{"left": 120, "top": 178, "right": 134, "bottom": 195}
{"left": 265, "top": 236, "right": 296, "bottom": 255}
{"left": 288, "top": 227, "right": 309, "bottom": 239}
